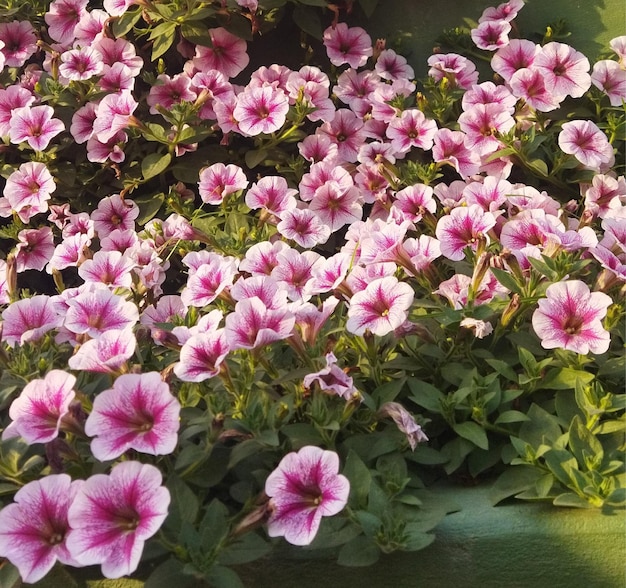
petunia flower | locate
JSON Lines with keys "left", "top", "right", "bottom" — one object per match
{"left": 386, "top": 109, "right": 438, "bottom": 155}
{"left": 0, "top": 20, "right": 38, "bottom": 67}
{"left": 15, "top": 226, "right": 55, "bottom": 272}
{"left": 66, "top": 461, "right": 170, "bottom": 579}
{"left": 245, "top": 175, "right": 298, "bottom": 217}
{"left": 265, "top": 446, "right": 350, "bottom": 546}
{"left": 491, "top": 38, "right": 539, "bottom": 82}
{"left": 533, "top": 41, "right": 591, "bottom": 100}
{"left": 471, "top": 19, "right": 511, "bottom": 51}
{"left": 303, "top": 352, "right": 357, "bottom": 400}
{"left": 174, "top": 329, "right": 230, "bottom": 382}
{"left": 277, "top": 207, "right": 332, "bottom": 248}
{"left": 323, "top": 23, "right": 372, "bottom": 69}
{"left": 9, "top": 105, "right": 65, "bottom": 151}
{"left": 45, "top": 0, "right": 88, "bottom": 44}
{"left": 233, "top": 85, "right": 289, "bottom": 136}
{"left": 558, "top": 120, "right": 614, "bottom": 170}
{"left": 532, "top": 280, "right": 612, "bottom": 355}
{"left": 591, "top": 60, "right": 626, "bottom": 107}
{"left": 192, "top": 27, "right": 249, "bottom": 78}
{"left": 378, "top": 401, "right": 428, "bottom": 450}
{"left": 198, "top": 162, "right": 248, "bottom": 205}
{"left": 1, "top": 295, "right": 63, "bottom": 347}
{"left": 59, "top": 46, "right": 103, "bottom": 81}
{"left": 0, "top": 475, "right": 83, "bottom": 583}
{"left": 77, "top": 250, "right": 136, "bottom": 288}
{"left": 2, "top": 370, "right": 76, "bottom": 444}
{"left": 3, "top": 161, "right": 56, "bottom": 223}
{"left": 68, "top": 328, "right": 136, "bottom": 373}
{"left": 91, "top": 193, "right": 139, "bottom": 238}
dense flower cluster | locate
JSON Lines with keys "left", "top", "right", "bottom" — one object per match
{"left": 0, "top": 0, "right": 624, "bottom": 583}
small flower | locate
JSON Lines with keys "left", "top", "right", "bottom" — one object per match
{"left": 68, "top": 328, "right": 136, "bottom": 373}
{"left": 15, "top": 226, "right": 55, "bottom": 272}
{"left": 1, "top": 295, "right": 62, "bottom": 347}
{"left": 471, "top": 19, "right": 511, "bottom": 51}
{"left": 0, "top": 475, "right": 83, "bottom": 583}
{"left": 2, "top": 370, "right": 76, "bottom": 444}
{"left": 303, "top": 352, "right": 357, "bottom": 400}
{"left": 3, "top": 161, "right": 56, "bottom": 223}
{"left": 265, "top": 446, "right": 350, "bottom": 546}
{"left": 59, "top": 46, "right": 103, "bottom": 81}
{"left": 0, "top": 20, "right": 38, "bottom": 67}
{"left": 85, "top": 372, "right": 180, "bottom": 460}
{"left": 66, "top": 461, "right": 170, "bottom": 579}
{"left": 435, "top": 205, "right": 497, "bottom": 261}
{"left": 532, "top": 280, "right": 612, "bottom": 355}
{"left": 386, "top": 109, "right": 438, "bottom": 154}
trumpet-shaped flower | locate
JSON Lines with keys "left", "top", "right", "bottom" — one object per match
{"left": 245, "top": 175, "right": 298, "bottom": 217}
{"left": 234, "top": 85, "right": 289, "bottom": 136}
{"left": 174, "top": 329, "right": 230, "bottom": 382}
{"left": 192, "top": 27, "right": 249, "bottom": 78}
{"left": 435, "top": 204, "right": 497, "bottom": 261}
{"left": 181, "top": 253, "right": 239, "bottom": 307}
{"left": 591, "top": 60, "right": 626, "bottom": 107}
{"left": 346, "top": 276, "right": 414, "bottom": 336}
{"left": 533, "top": 41, "right": 591, "bottom": 100}
{"left": 532, "top": 280, "right": 612, "bottom": 355}
{"left": 303, "top": 352, "right": 357, "bottom": 400}
{"left": 85, "top": 372, "right": 180, "bottom": 460}
{"left": 68, "top": 328, "right": 136, "bottom": 373}
{"left": 0, "top": 20, "right": 38, "bottom": 67}
{"left": 66, "top": 461, "right": 170, "bottom": 579}
{"left": 0, "top": 474, "right": 83, "bottom": 583}
{"left": 15, "top": 226, "right": 55, "bottom": 272}
{"left": 3, "top": 161, "right": 56, "bottom": 223}
{"left": 323, "top": 23, "right": 372, "bottom": 69}
{"left": 2, "top": 370, "right": 76, "bottom": 444}
{"left": 277, "top": 207, "right": 332, "bottom": 248}
{"left": 387, "top": 109, "right": 438, "bottom": 154}
{"left": 198, "top": 162, "right": 248, "bottom": 205}
{"left": 265, "top": 446, "right": 350, "bottom": 546}
{"left": 9, "top": 105, "right": 65, "bottom": 151}
{"left": 59, "top": 46, "right": 103, "bottom": 81}
{"left": 78, "top": 250, "right": 136, "bottom": 288}
{"left": 91, "top": 193, "right": 139, "bottom": 238}
{"left": 45, "top": 0, "right": 88, "bottom": 44}
{"left": 558, "top": 120, "right": 614, "bottom": 170}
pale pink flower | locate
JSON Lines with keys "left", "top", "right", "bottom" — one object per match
{"left": 234, "top": 85, "right": 289, "bottom": 136}
{"left": 346, "top": 276, "right": 414, "bottom": 336}
{"left": 245, "top": 176, "right": 298, "bottom": 217}
{"left": 239, "top": 240, "right": 290, "bottom": 276}
{"left": 292, "top": 296, "right": 340, "bottom": 344}
{"left": 463, "top": 176, "right": 511, "bottom": 211}
{"left": 70, "top": 101, "right": 97, "bottom": 143}
{"left": 491, "top": 38, "right": 539, "bottom": 81}
{"left": 91, "top": 193, "right": 139, "bottom": 238}
{"left": 63, "top": 211, "right": 95, "bottom": 240}
{"left": 64, "top": 287, "right": 138, "bottom": 339}
{"left": 584, "top": 174, "right": 626, "bottom": 219}
{"left": 78, "top": 250, "right": 136, "bottom": 288}
{"left": 435, "top": 205, "right": 497, "bottom": 261}
{"left": 224, "top": 296, "right": 295, "bottom": 350}
{"left": 2, "top": 370, "right": 76, "bottom": 444}
{"left": 458, "top": 103, "right": 515, "bottom": 156}
{"left": 181, "top": 254, "right": 239, "bottom": 307}
{"left": 59, "top": 46, "right": 103, "bottom": 81}
{"left": 98, "top": 62, "right": 135, "bottom": 93}
{"left": 533, "top": 41, "right": 591, "bottom": 99}
{"left": 0, "top": 85, "right": 35, "bottom": 136}
{"left": 309, "top": 183, "right": 362, "bottom": 232}
{"left": 532, "top": 280, "right": 612, "bottom": 355}
{"left": 9, "top": 105, "right": 64, "bottom": 151}
{"left": 432, "top": 128, "right": 481, "bottom": 178}
{"left": 68, "top": 328, "right": 136, "bottom": 373}
{"left": 271, "top": 248, "right": 321, "bottom": 301}
{"left": 317, "top": 109, "right": 366, "bottom": 163}
{"left": 94, "top": 37, "right": 143, "bottom": 76}
{"left": 74, "top": 8, "right": 108, "bottom": 44}
{"left": 378, "top": 402, "right": 428, "bottom": 450}
{"left": 198, "top": 162, "right": 248, "bottom": 205}
{"left": 387, "top": 109, "right": 437, "bottom": 154}
{"left": 85, "top": 372, "right": 180, "bottom": 460}
{"left": 298, "top": 134, "right": 339, "bottom": 164}
{"left": 231, "top": 275, "right": 288, "bottom": 309}
{"left": 375, "top": 49, "right": 414, "bottom": 81}
{"left": 3, "top": 161, "right": 55, "bottom": 223}
{"left": 0, "top": 475, "right": 82, "bottom": 583}
{"left": 403, "top": 235, "right": 442, "bottom": 273}
{"left": 303, "top": 352, "right": 356, "bottom": 400}
{"left": 392, "top": 184, "right": 437, "bottom": 224}
{"left": 460, "top": 317, "right": 494, "bottom": 339}
{"left": 1, "top": 295, "right": 62, "bottom": 347}
{"left": 277, "top": 207, "right": 331, "bottom": 248}
{"left": 45, "top": 0, "right": 88, "bottom": 44}
{"left": 333, "top": 68, "right": 380, "bottom": 108}
{"left": 591, "top": 60, "right": 626, "bottom": 107}
{"left": 86, "top": 131, "right": 127, "bottom": 163}
{"left": 479, "top": 0, "right": 525, "bottom": 22}
{"left": 610, "top": 36, "right": 626, "bottom": 63}
{"left": 558, "top": 120, "right": 614, "bottom": 170}
{"left": 471, "top": 19, "right": 511, "bottom": 51}
{"left": 299, "top": 160, "right": 353, "bottom": 202}
{"left": 0, "top": 260, "right": 9, "bottom": 304}
{"left": 427, "top": 53, "right": 479, "bottom": 89}
{"left": 509, "top": 67, "right": 562, "bottom": 111}
{"left": 66, "top": 461, "right": 170, "bottom": 579}
{"left": 174, "top": 329, "right": 230, "bottom": 382}
{"left": 92, "top": 90, "right": 138, "bottom": 143}
{"left": 15, "top": 226, "right": 55, "bottom": 272}
{"left": 266, "top": 446, "right": 350, "bottom": 546}
{"left": 323, "top": 23, "right": 372, "bottom": 69}
{"left": 0, "top": 20, "right": 38, "bottom": 67}
{"left": 147, "top": 73, "right": 196, "bottom": 115}
{"left": 103, "top": 0, "right": 136, "bottom": 17}
{"left": 462, "top": 81, "right": 517, "bottom": 113}
{"left": 192, "top": 27, "right": 249, "bottom": 78}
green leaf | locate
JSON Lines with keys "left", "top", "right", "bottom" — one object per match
{"left": 489, "top": 465, "right": 544, "bottom": 505}
{"left": 355, "top": 510, "right": 382, "bottom": 536}
{"left": 407, "top": 378, "right": 444, "bottom": 413}
{"left": 494, "top": 410, "right": 531, "bottom": 425}
{"left": 292, "top": 4, "right": 323, "bottom": 39}
{"left": 135, "top": 191, "right": 165, "bottom": 225}
{"left": 527, "top": 158, "right": 549, "bottom": 176}
{"left": 245, "top": 149, "right": 269, "bottom": 168}
{"left": 142, "top": 152, "right": 172, "bottom": 180}
{"left": 207, "top": 566, "right": 245, "bottom": 588}
{"left": 552, "top": 493, "right": 593, "bottom": 508}
{"left": 181, "top": 21, "right": 215, "bottom": 46}
{"left": 605, "top": 487, "right": 626, "bottom": 507}
{"left": 401, "top": 525, "right": 435, "bottom": 551}
{"left": 165, "top": 475, "right": 199, "bottom": 530}
{"left": 568, "top": 415, "right": 603, "bottom": 466}
{"left": 490, "top": 267, "right": 522, "bottom": 294}
{"left": 0, "top": 561, "right": 21, "bottom": 588}
{"left": 343, "top": 450, "right": 372, "bottom": 506}
{"left": 337, "top": 535, "right": 380, "bottom": 567}
{"left": 541, "top": 367, "right": 595, "bottom": 390}
{"left": 485, "top": 358, "right": 519, "bottom": 383}
{"left": 145, "top": 558, "right": 197, "bottom": 588}
{"left": 218, "top": 533, "right": 271, "bottom": 565}
{"left": 372, "top": 377, "right": 406, "bottom": 406}
{"left": 200, "top": 499, "right": 230, "bottom": 551}
{"left": 111, "top": 8, "right": 142, "bottom": 38}
{"left": 150, "top": 22, "right": 177, "bottom": 60}
{"left": 518, "top": 403, "right": 563, "bottom": 446}
{"left": 452, "top": 421, "right": 489, "bottom": 450}
{"left": 543, "top": 448, "right": 578, "bottom": 487}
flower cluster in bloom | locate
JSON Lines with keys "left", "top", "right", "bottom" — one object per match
{"left": 0, "top": 0, "right": 624, "bottom": 583}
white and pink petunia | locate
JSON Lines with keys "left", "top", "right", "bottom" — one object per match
{"left": 66, "top": 461, "right": 170, "bottom": 579}
{"left": 265, "top": 446, "right": 350, "bottom": 546}
{"left": 85, "top": 372, "right": 180, "bottom": 460}
{"left": 68, "top": 328, "right": 136, "bottom": 373}
{"left": 532, "top": 280, "right": 612, "bottom": 355}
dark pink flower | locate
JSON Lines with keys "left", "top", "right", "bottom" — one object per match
{"left": 471, "top": 19, "right": 511, "bottom": 51}
{"left": 491, "top": 38, "right": 539, "bottom": 81}
{"left": 2, "top": 370, "right": 76, "bottom": 444}
{"left": 346, "top": 276, "right": 414, "bottom": 336}
{"left": 15, "top": 226, "right": 55, "bottom": 272}
{"left": 427, "top": 53, "right": 478, "bottom": 89}
{"left": 479, "top": 0, "right": 524, "bottom": 22}
{"left": 9, "top": 105, "right": 65, "bottom": 151}
{"left": 0, "top": 20, "right": 38, "bottom": 67}
{"left": 375, "top": 49, "right": 414, "bottom": 81}
{"left": 387, "top": 109, "right": 438, "bottom": 154}
{"left": 558, "top": 120, "right": 614, "bottom": 170}
{"left": 78, "top": 250, "right": 136, "bottom": 288}
{"left": 0, "top": 85, "right": 35, "bottom": 136}
{"left": 266, "top": 446, "right": 350, "bottom": 546}
{"left": 174, "top": 329, "right": 230, "bottom": 382}
{"left": 92, "top": 90, "right": 138, "bottom": 143}
{"left": 192, "top": 27, "right": 249, "bottom": 78}
{"left": 147, "top": 73, "right": 196, "bottom": 115}
{"left": 323, "top": 23, "right": 372, "bottom": 69}
{"left": 66, "top": 461, "right": 170, "bottom": 578}
{"left": 91, "top": 193, "right": 139, "bottom": 238}
{"left": 591, "top": 60, "right": 626, "bottom": 107}
{"left": 0, "top": 475, "right": 82, "bottom": 583}
{"left": 45, "top": 0, "right": 88, "bottom": 44}
{"left": 432, "top": 128, "right": 481, "bottom": 178}
{"left": 85, "top": 372, "right": 180, "bottom": 460}
{"left": 532, "top": 280, "right": 612, "bottom": 354}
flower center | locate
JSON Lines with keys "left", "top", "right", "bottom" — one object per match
{"left": 562, "top": 315, "right": 583, "bottom": 335}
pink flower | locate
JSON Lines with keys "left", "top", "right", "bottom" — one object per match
{"left": 458, "top": 103, "right": 515, "bottom": 156}
{"left": 3, "top": 161, "right": 56, "bottom": 223}
{"left": 375, "top": 48, "right": 414, "bottom": 81}
{"left": 323, "top": 23, "right": 372, "bottom": 69}
{"left": 1, "top": 295, "right": 62, "bottom": 347}
{"left": 509, "top": 67, "right": 561, "bottom": 112}
{"left": 0, "top": 475, "right": 83, "bottom": 583}
{"left": 147, "top": 73, "right": 196, "bottom": 114}
{"left": 45, "top": 0, "right": 88, "bottom": 44}
{"left": 15, "top": 226, "right": 55, "bottom": 272}
{"left": 234, "top": 85, "right": 289, "bottom": 136}
{"left": 85, "top": 372, "right": 180, "bottom": 460}
{"left": 309, "top": 183, "right": 362, "bottom": 232}
{"left": 9, "top": 105, "right": 65, "bottom": 151}
{"left": 435, "top": 205, "right": 497, "bottom": 261}
{"left": 2, "top": 370, "right": 76, "bottom": 444}
{"left": 78, "top": 250, "right": 136, "bottom": 288}
{"left": 558, "top": 120, "right": 614, "bottom": 170}
{"left": 387, "top": 109, "right": 438, "bottom": 155}
{"left": 0, "top": 20, "right": 38, "bottom": 67}
{"left": 239, "top": 240, "right": 289, "bottom": 276}
{"left": 392, "top": 183, "right": 437, "bottom": 224}
{"left": 198, "top": 162, "right": 248, "bottom": 205}
{"left": 245, "top": 176, "right": 298, "bottom": 216}
{"left": 103, "top": 0, "right": 136, "bottom": 17}
{"left": 174, "top": 329, "right": 230, "bottom": 382}
{"left": 491, "top": 38, "right": 539, "bottom": 81}
{"left": 66, "top": 461, "right": 170, "bottom": 578}
{"left": 303, "top": 352, "right": 357, "bottom": 400}
{"left": 265, "top": 446, "right": 350, "bottom": 546}
{"left": 532, "top": 280, "right": 612, "bottom": 355}
{"left": 192, "top": 27, "right": 249, "bottom": 78}
{"left": 427, "top": 53, "right": 479, "bottom": 89}
{"left": 378, "top": 402, "right": 428, "bottom": 450}
{"left": 318, "top": 109, "right": 366, "bottom": 163}
{"left": 59, "top": 46, "right": 103, "bottom": 81}
{"left": 432, "top": 128, "right": 481, "bottom": 178}
{"left": 68, "top": 328, "right": 136, "bottom": 372}
{"left": 471, "top": 19, "right": 511, "bottom": 51}
{"left": 591, "top": 60, "right": 626, "bottom": 107}
{"left": 271, "top": 248, "right": 320, "bottom": 301}
{"left": 479, "top": 0, "right": 525, "bottom": 22}
{"left": 181, "top": 253, "right": 239, "bottom": 307}
{"left": 92, "top": 90, "right": 138, "bottom": 143}
{"left": 533, "top": 41, "right": 591, "bottom": 100}
{"left": 94, "top": 37, "right": 143, "bottom": 76}
{"left": 277, "top": 207, "right": 332, "bottom": 248}
{"left": 346, "top": 276, "right": 414, "bottom": 336}
{"left": 0, "top": 85, "right": 35, "bottom": 136}
{"left": 91, "top": 193, "right": 139, "bottom": 238}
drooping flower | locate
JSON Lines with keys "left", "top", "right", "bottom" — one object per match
{"left": 68, "top": 328, "right": 136, "bottom": 373}
{"left": 2, "top": 370, "right": 76, "bottom": 444}
{"left": 265, "top": 446, "right": 350, "bottom": 546}
{"left": 427, "top": 53, "right": 479, "bottom": 89}
{"left": 346, "top": 276, "right": 414, "bottom": 336}
{"left": 378, "top": 401, "right": 428, "bottom": 450}
{"left": 0, "top": 475, "right": 83, "bottom": 584}
{"left": 323, "top": 23, "right": 372, "bottom": 69}
{"left": 66, "top": 461, "right": 170, "bottom": 579}
{"left": 85, "top": 372, "right": 180, "bottom": 460}
{"left": 532, "top": 280, "right": 612, "bottom": 355}
{"left": 303, "top": 352, "right": 357, "bottom": 400}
